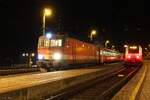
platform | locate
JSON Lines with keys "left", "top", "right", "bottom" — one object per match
{"left": 0, "top": 64, "right": 122, "bottom": 100}
{"left": 112, "top": 60, "right": 149, "bottom": 100}
{"left": 139, "top": 60, "right": 150, "bottom": 100}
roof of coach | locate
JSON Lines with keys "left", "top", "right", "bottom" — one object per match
{"left": 103, "top": 48, "right": 120, "bottom": 53}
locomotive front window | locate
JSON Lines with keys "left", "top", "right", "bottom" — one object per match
{"left": 45, "top": 40, "right": 50, "bottom": 47}
{"left": 129, "top": 49, "right": 139, "bottom": 53}
{"left": 38, "top": 39, "right": 44, "bottom": 47}
{"left": 50, "top": 39, "right": 62, "bottom": 47}
{"left": 128, "top": 46, "right": 139, "bottom": 53}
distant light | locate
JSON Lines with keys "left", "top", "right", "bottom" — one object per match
{"left": 91, "top": 30, "right": 96, "bottom": 35}
{"left": 22, "top": 53, "right": 25, "bottom": 57}
{"left": 46, "top": 33, "right": 52, "bottom": 39}
{"left": 30, "top": 61, "right": 33, "bottom": 64}
{"left": 112, "top": 45, "right": 115, "bottom": 48}
{"left": 106, "top": 40, "right": 109, "bottom": 43}
{"left": 31, "top": 53, "right": 35, "bottom": 57}
{"left": 145, "top": 48, "right": 148, "bottom": 51}
{"left": 26, "top": 53, "right": 29, "bottom": 56}
{"left": 124, "top": 45, "right": 128, "bottom": 48}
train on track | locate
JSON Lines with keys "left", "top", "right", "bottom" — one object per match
{"left": 37, "top": 34, "right": 123, "bottom": 70}
{"left": 124, "top": 45, "right": 143, "bottom": 66}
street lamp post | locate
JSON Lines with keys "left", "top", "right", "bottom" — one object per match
{"left": 105, "top": 40, "right": 109, "bottom": 48}
{"left": 43, "top": 8, "right": 52, "bottom": 35}
{"left": 90, "top": 30, "right": 96, "bottom": 41}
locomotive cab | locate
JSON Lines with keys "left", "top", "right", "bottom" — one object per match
{"left": 37, "top": 34, "right": 65, "bottom": 69}
{"left": 124, "top": 45, "right": 143, "bottom": 66}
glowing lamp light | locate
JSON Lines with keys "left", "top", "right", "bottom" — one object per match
{"left": 44, "top": 8, "right": 52, "bottom": 16}
{"left": 145, "top": 48, "right": 148, "bottom": 51}
{"left": 26, "top": 53, "right": 29, "bottom": 56}
{"left": 91, "top": 30, "right": 96, "bottom": 35}
{"left": 106, "top": 40, "right": 109, "bottom": 44}
{"left": 124, "top": 45, "right": 128, "bottom": 48}
{"left": 31, "top": 53, "right": 35, "bottom": 57}
{"left": 46, "top": 33, "right": 52, "bottom": 39}
{"left": 53, "top": 53, "right": 62, "bottom": 60}
{"left": 30, "top": 61, "right": 33, "bottom": 64}
{"left": 22, "top": 53, "right": 25, "bottom": 57}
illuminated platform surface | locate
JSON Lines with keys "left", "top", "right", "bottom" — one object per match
{"left": 112, "top": 60, "right": 149, "bottom": 100}
{"left": 0, "top": 64, "right": 122, "bottom": 99}
{"left": 0, "top": 68, "right": 103, "bottom": 93}
{"left": 139, "top": 60, "right": 150, "bottom": 100}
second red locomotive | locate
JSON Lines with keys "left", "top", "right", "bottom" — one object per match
{"left": 124, "top": 45, "right": 143, "bottom": 66}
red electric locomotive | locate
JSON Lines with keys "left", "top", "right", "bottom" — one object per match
{"left": 37, "top": 34, "right": 122, "bottom": 70}
{"left": 124, "top": 45, "right": 143, "bottom": 66}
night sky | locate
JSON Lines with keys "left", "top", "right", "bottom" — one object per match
{"left": 0, "top": 0, "right": 150, "bottom": 64}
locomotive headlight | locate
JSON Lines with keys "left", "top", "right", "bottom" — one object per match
{"left": 53, "top": 53, "right": 62, "bottom": 60}
{"left": 38, "top": 54, "right": 44, "bottom": 60}
{"left": 136, "top": 55, "right": 140, "bottom": 59}
{"left": 127, "top": 55, "right": 131, "bottom": 59}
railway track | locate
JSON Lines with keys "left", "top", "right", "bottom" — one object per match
{"left": 0, "top": 67, "right": 40, "bottom": 75}
{"left": 46, "top": 65, "right": 141, "bottom": 100}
